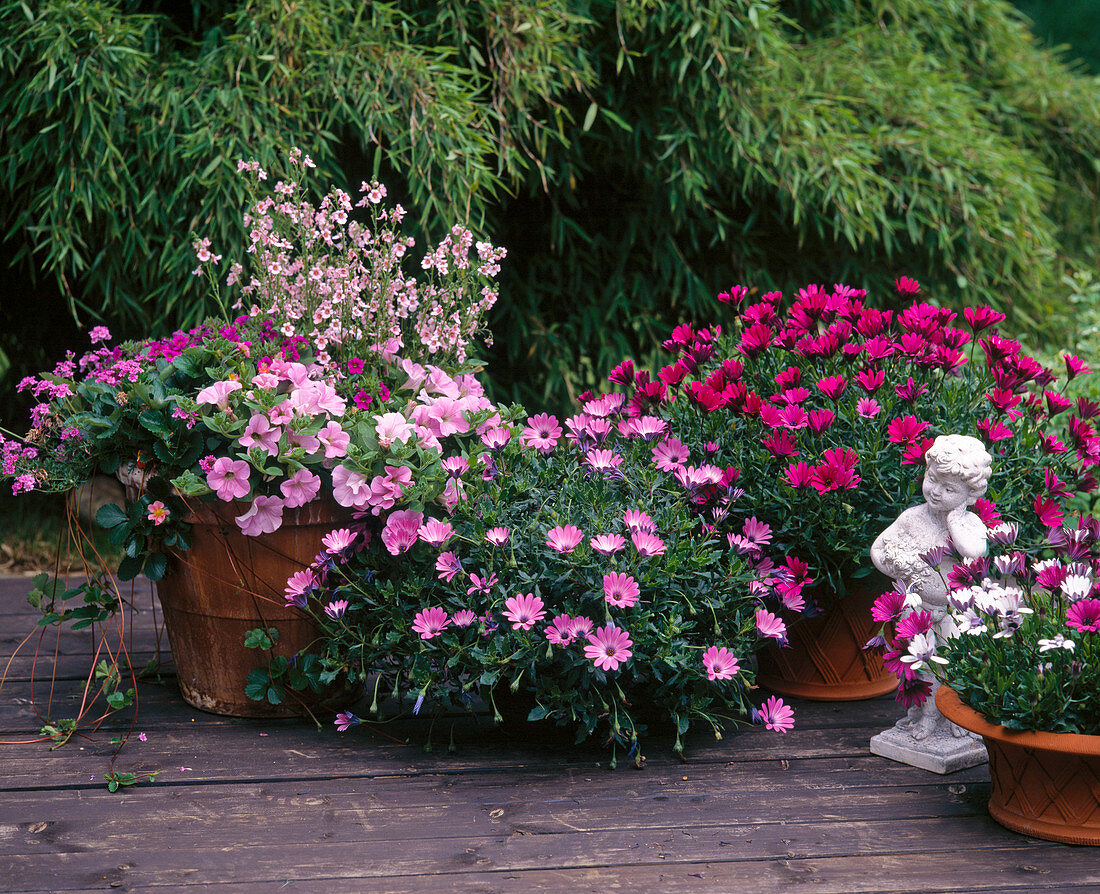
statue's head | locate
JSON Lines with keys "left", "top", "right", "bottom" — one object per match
{"left": 923, "top": 434, "right": 993, "bottom": 507}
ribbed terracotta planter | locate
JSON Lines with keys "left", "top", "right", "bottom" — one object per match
{"left": 755, "top": 572, "right": 896, "bottom": 701}
{"left": 937, "top": 686, "right": 1100, "bottom": 845}
{"left": 156, "top": 497, "right": 350, "bottom": 718}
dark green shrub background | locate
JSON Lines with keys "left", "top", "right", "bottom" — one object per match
{"left": 3, "top": 0, "right": 1100, "bottom": 424}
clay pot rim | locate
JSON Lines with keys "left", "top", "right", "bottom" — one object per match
{"left": 936, "top": 684, "right": 1100, "bottom": 755}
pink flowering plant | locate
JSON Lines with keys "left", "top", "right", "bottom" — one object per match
{"left": 608, "top": 279, "right": 1098, "bottom": 608}
{"left": 873, "top": 506, "right": 1100, "bottom": 734}
{"left": 296, "top": 403, "right": 809, "bottom": 763}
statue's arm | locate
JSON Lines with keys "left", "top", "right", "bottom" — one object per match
{"left": 947, "top": 508, "right": 987, "bottom": 558}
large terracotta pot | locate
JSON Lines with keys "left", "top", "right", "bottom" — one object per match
{"left": 937, "top": 686, "right": 1100, "bottom": 845}
{"left": 755, "top": 571, "right": 896, "bottom": 701}
{"left": 155, "top": 497, "right": 350, "bottom": 718}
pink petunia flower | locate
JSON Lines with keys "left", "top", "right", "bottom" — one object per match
{"left": 412, "top": 606, "right": 450, "bottom": 640}
{"left": 235, "top": 495, "right": 284, "bottom": 536}
{"left": 239, "top": 413, "right": 282, "bottom": 455}
{"left": 207, "top": 457, "right": 251, "bottom": 501}
{"left": 702, "top": 646, "right": 740, "bottom": 681}
{"left": 631, "top": 531, "right": 666, "bottom": 557}
{"left": 374, "top": 412, "right": 414, "bottom": 449}
{"left": 584, "top": 624, "right": 634, "bottom": 671}
{"left": 196, "top": 379, "right": 242, "bottom": 411}
{"left": 317, "top": 421, "right": 351, "bottom": 459}
{"left": 503, "top": 593, "right": 547, "bottom": 630}
{"left": 546, "top": 524, "right": 584, "bottom": 553}
{"left": 280, "top": 468, "right": 321, "bottom": 508}
{"left": 603, "top": 572, "right": 640, "bottom": 608}
{"left": 758, "top": 695, "right": 795, "bottom": 732}
{"left": 331, "top": 465, "right": 371, "bottom": 510}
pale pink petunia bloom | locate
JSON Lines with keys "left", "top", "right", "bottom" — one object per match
{"left": 381, "top": 509, "right": 424, "bottom": 555}
{"left": 603, "top": 572, "right": 640, "bottom": 608}
{"left": 374, "top": 412, "right": 414, "bottom": 449}
{"left": 146, "top": 500, "right": 169, "bottom": 526}
{"left": 418, "top": 518, "right": 454, "bottom": 547}
{"left": 759, "top": 695, "right": 795, "bottom": 732}
{"left": 503, "top": 593, "right": 547, "bottom": 630}
{"left": 235, "top": 495, "right": 284, "bottom": 536}
{"left": 452, "top": 609, "right": 477, "bottom": 627}
{"left": 590, "top": 533, "right": 627, "bottom": 555}
{"left": 755, "top": 608, "right": 787, "bottom": 640}
{"left": 702, "top": 646, "right": 741, "bottom": 681}
{"left": 280, "top": 468, "right": 322, "bottom": 508}
{"left": 546, "top": 524, "right": 584, "bottom": 553}
{"left": 331, "top": 465, "right": 372, "bottom": 510}
{"left": 239, "top": 413, "right": 282, "bottom": 455}
{"left": 322, "top": 528, "right": 357, "bottom": 555}
{"left": 207, "top": 457, "right": 251, "bottom": 501}
{"left": 622, "top": 509, "right": 657, "bottom": 533}
{"left": 485, "top": 527, "right": 510, "bottom": 546}
{"left": 196, "top": 379, "right": 242, "bottom": 410}
{"left": 584, "top": 624, "right": 634, "bottom": 671}
{"left": 412, "top": 606, "right": 450, "bottom": 640}
{"left": 317, "top": 421, "right": 351, "bottom": 459}
{"left": 631, "top": 531, "right": 666, "bottom": 557}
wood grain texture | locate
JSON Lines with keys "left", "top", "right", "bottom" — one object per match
{"left": 0, "top": 575, "right": 1096, "bottom": 894}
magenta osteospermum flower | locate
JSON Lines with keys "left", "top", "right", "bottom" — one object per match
{"left": 411, "top": 606, "right": 450, "bottom": 640}
{"left": 503, "top": 593, "right": 547, "bottom": 630}
{"left": 520, "top": 413, "right": 562, "bottom": 453}
{"left": 546, "top": 524, "right": 584, "bottom": 553}
{"left": 758, "top": 695, "right": 795, "bottom": 732}
{"left": 452, "top": 609, "right": 477, "bottom": 627}
{"left": 603, "top": 572, "right": 641, "bottom": 608}
{"left": 466, "top": 572, "right": 498, "bottom": 596}
{"left": 856, "top": 397, "right": 881, "bottom": 419}
{"left": 702, "top": 646, "right": 740, "bottom": 681}
{"left": 435, "top": 550, "right": 463, "bottom": 582}
{"left": 584, "top": 624, "right": 634, "bottom": 671}
{"left": 322, "top": 528, "right": 357, "bottom": 555}
{"left": 1067, "top": 599, "right": 1100, "bottom": 633}
{"left": 887, "top": 415, "right": 930, "bottom": 444}
{"left": 485, "top": 526, "right": 510, "bottom": 546}
{"left": 652, "top": 436, "right": 690, "bottom": 472}
{"left": 334, "top": 711, "right": 361, "bottom": 732}
{"left": 324, "top": 600, "right": 349, "bottom": 619}
{"left": 590, "top": 533, "right": 627, "bottom": 555}
{"left": 631, "top": 530, "right": 666, "bottom": 557}
{"left": 545, "top": 613, "right": 576, "bottom": 645}
{"left": 418, "top": 517, "right": 454, "bottom": 547}
{"left": 755, "top": 608, "right": 786, "bottom": 640}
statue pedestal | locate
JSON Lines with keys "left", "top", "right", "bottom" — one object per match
{"left": 870, "top": 724, "right": 987, "bottom": 774}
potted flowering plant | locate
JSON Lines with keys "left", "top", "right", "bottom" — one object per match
{"left": 874, "top": 505, "right": 1100, "bottom": 844}
{"left": 292, "top": 402, "right": 811, "bottom": 764}
{"left": 1, "top": 148, "right": 507, "bottom": 719}
{"left": 604, "top": 279, "right": 1097, "bottom": 699}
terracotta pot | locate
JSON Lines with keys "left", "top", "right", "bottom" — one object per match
{"left": 936, "top": 686, "right": 1100, "bottom": 845}
{"left": 155, "top": 497, "right": 351, "bottom": 718}
{"left": 755, "top": 571, "right": 896, "bottom": 701}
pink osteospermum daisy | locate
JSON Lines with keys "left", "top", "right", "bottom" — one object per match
{"left": 485, "top": 526, "right": 510, "bottom": 546}
{"left": 622, "top": 509, "right": 657, "bottom": 533}
{"left": 631, "top": 530, "right": 666, "bottom": 557}
{"left": 520, "top": 413, "right": 562, "bottom": 453}
{"left": 418, "top": 518, "right": 454, "bottom": 547}
{"left": 758, "top": 695, "right": 795, "bottom": 732}
{"left": 584, "top": 624, "right": 634, "bottom": 671}
{"left": 755, "top": 608, "right": 787, "bottom": 640}
{"left": 411, "top": 607, "right": 450, "bottom": 640}
{"left": 702, "top": 646, "right": 740, "bottom": 681}
{"left": 503, "top": 592, "right": 547, "bottom": 630}
{"left": 546, "top": 524, "right": 584, "bottom": 553}
{"left": 324, "top": 600, "right": 349, "bottom": 619}
{"left": 435, "top": 551, "right": 462, "bottom": 582}
{"left": 452, "top": 609, "right": 478, "bottom": 628}
{"left": 321, "top": 528, "right": 357, "bottom": 555}
{"left": 1067, "top": 598, "right": 1100, "bottom": 633}
{"left": 569, "top": 616, "right": 595, "bottom": 639}
{"left": 590, "top": 533, "right": 627, "bottom": 555}
{"left": 652, "top": 436, "right": 690, "bottom": 472}
{"left": 603, "top": 572, "right": 641, "bottom": 608}
{"left": 545, "top": 613, "right": 576, "bottom": 645}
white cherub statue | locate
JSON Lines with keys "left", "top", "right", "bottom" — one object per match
{"left": 870, "top": 434, "right": 992, "bottom": 742}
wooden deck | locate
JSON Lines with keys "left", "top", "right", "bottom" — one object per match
{"left": 1, "top": 575, "right": 1097, "bottom": 893}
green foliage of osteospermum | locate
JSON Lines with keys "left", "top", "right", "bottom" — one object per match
{"left": 3, "top": 0, "right": 1100, "bottom": 417}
